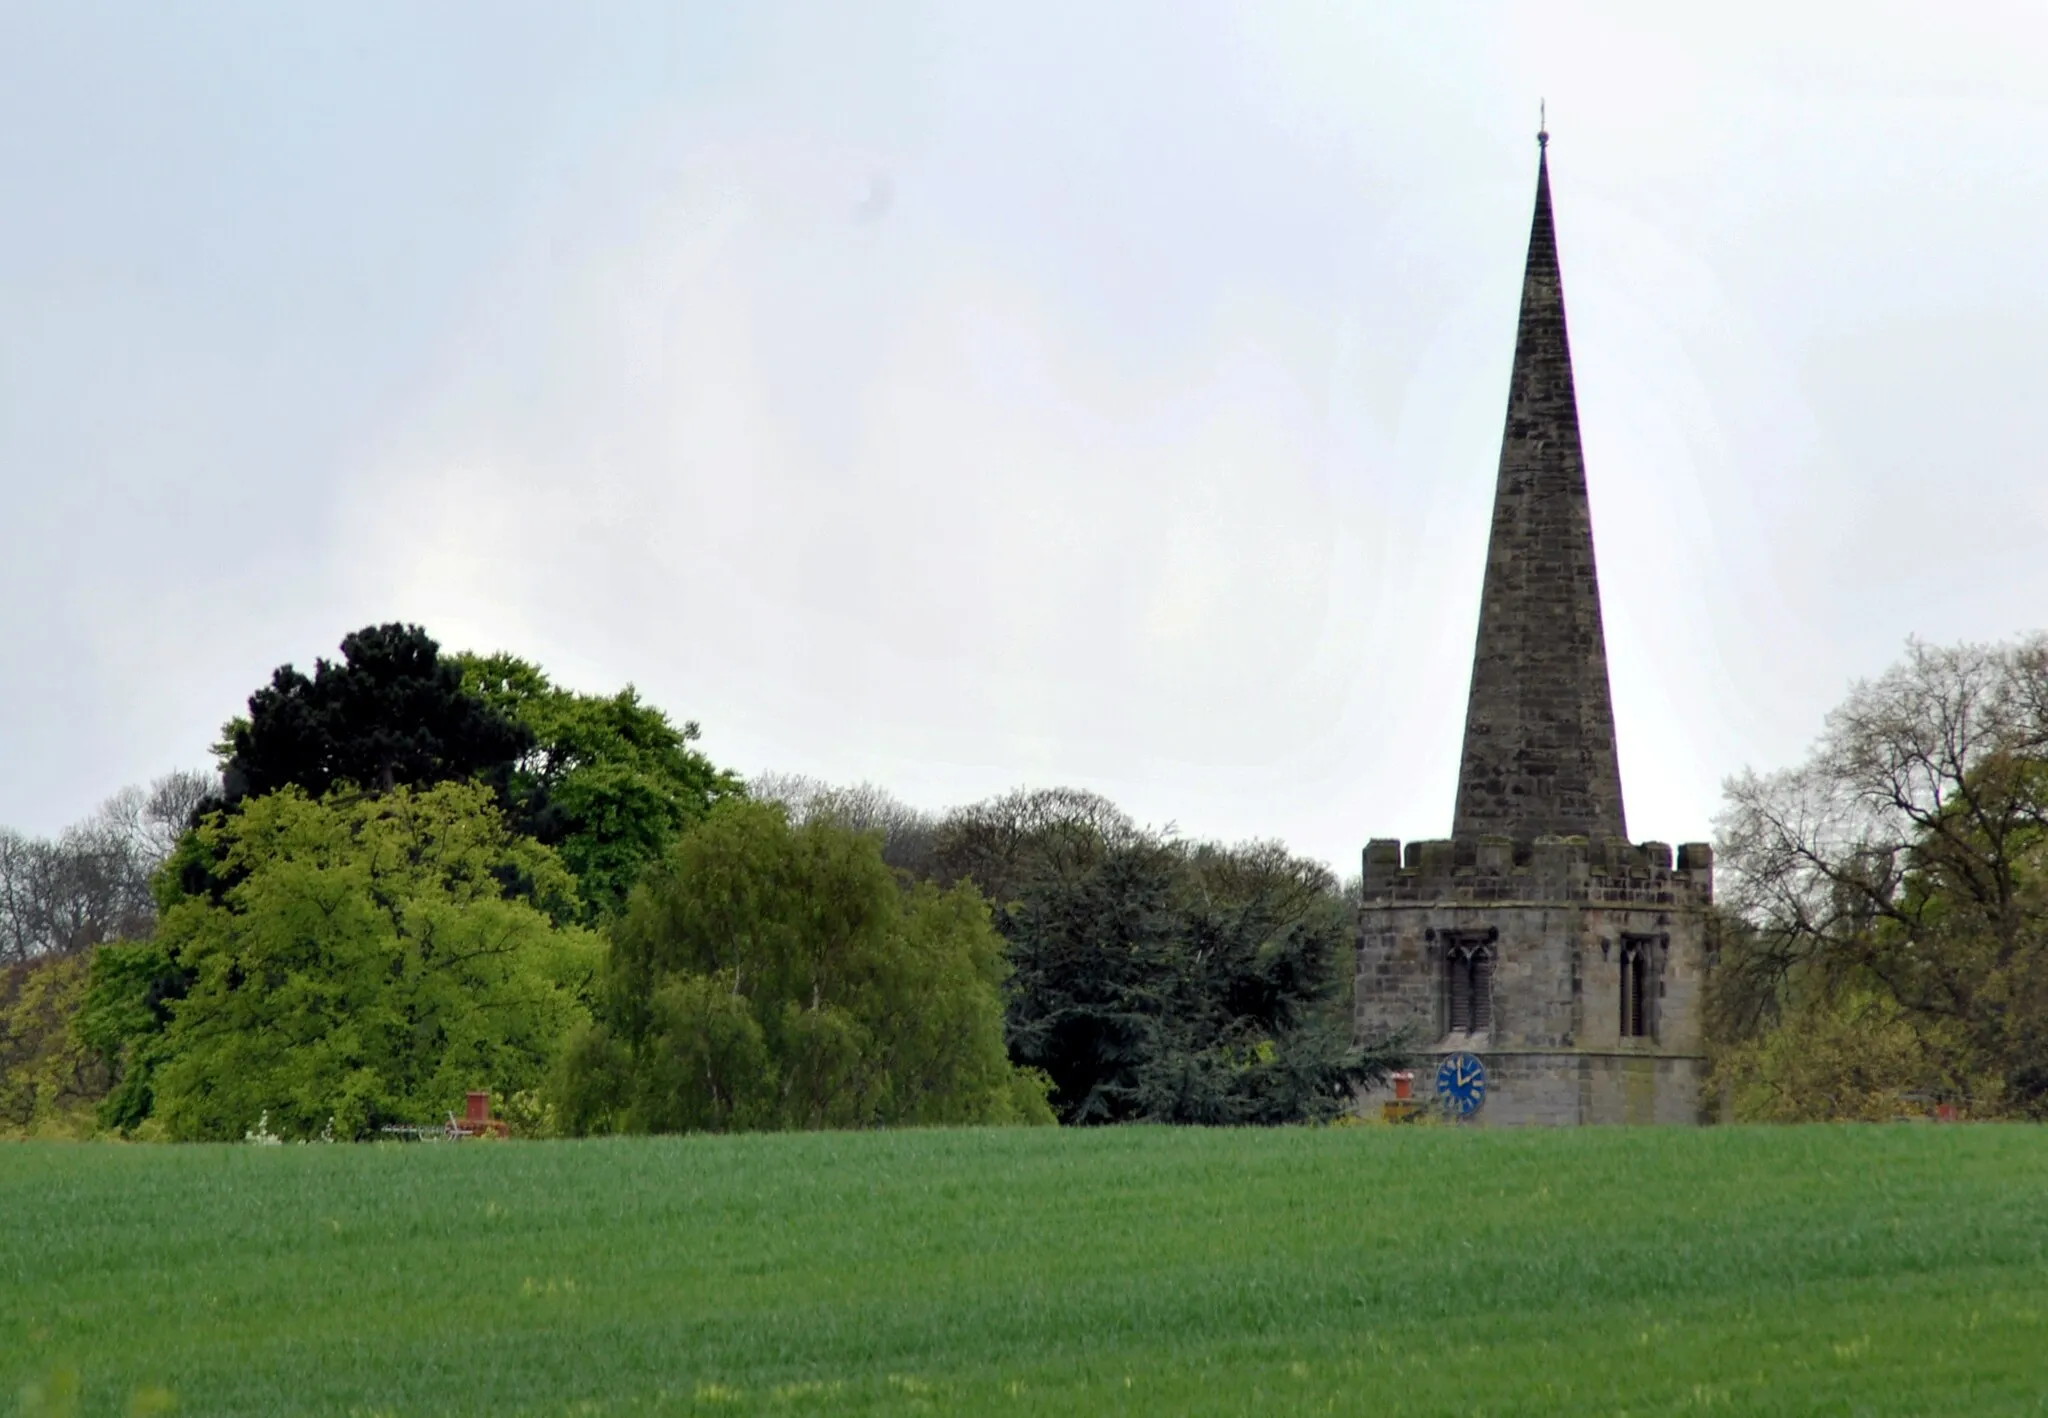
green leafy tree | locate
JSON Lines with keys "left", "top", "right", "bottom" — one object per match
{"left": 935, "top": 788, "right": 1398, "bottom": 1125}
{"left": 217, "top": 624, "right": 531, "bottom": 807}
{"left": 74, "top": 939, "right": 183, "bottom": 1131}
{"left": 1709, "top": 984, "right": 1943, "bottom": 1122}
{"left": 554, "top": 800, "right": 1052, "bottom": 1134}
{"left": 456, "top": 654, "right": 744, "bottom": 922}
{"left": 91, "top": 782, "right": 598, "bottom": 1140}
{"left": 0, "top": 954, "right": 108, "bottom": 1137}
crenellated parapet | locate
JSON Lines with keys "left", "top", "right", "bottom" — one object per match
{"left": 1361, "top": 835, "right": 1713, "bottom": 908}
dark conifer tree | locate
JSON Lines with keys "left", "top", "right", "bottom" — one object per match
{"left": 219, "top": 624, "right": 533, "bottom": 805}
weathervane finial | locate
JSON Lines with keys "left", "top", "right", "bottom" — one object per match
{"left": 1538, "top": 100, "right": 1548, "bottom": 151}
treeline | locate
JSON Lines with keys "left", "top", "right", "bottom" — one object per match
{"left": 2, "top": 624, "right": 1390, "bottom": 1140}
{"left": 14, "top": 624, "right": 2047, "bottom": 1134}
{"left": 767, "top": 779, "right": 1375, "bottom": 1125}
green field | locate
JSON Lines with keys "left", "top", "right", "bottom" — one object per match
{"left": 5, "top": 1126, "right": 2047, "bottom": 1416}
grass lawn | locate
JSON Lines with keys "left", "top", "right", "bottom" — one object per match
{"left": 4, "top": 1124, "right": 2047, "bottom": 1416}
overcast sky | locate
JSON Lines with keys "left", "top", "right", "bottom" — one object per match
{"left": 5, "top": 3, "right": 2047, "bottom": 871}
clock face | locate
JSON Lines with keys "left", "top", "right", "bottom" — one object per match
{"left": 1435, "top": 1052, "right": 1487, "bottom": 1116}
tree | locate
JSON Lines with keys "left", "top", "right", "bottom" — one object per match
{"left": 931, "top": 788, "right": 1397, "bottom": 1125}
{"left": 88, "top": 782, "right": 599, "bottom": 1140}
{"left": 1708, "top": 979, "right": 1939, "bottom": 1123}
{"left": 74, "top": 937, "right": 183, "bottom": 1132}
{"left": 218, "top": 623, "right": 531, "bottom": 806}
{"left": 457, "top": 654, "right": 744, "bottom": 921}
{"left": 0, "top": 770, "right": 209, "bottom": 964}
{"left": 98, "top": 770, "right": 218, "bottom": 864}
{"left": 553, "top": 800, "right": 1053, "bottom": 1134}
{"left": 1716, "top": 635, "right": 2048, "bottom": 1118}
{"left": 0, "top": 828, "right": 150, "bottom": 964}
{"left": 751, "top": 773, "right": 940, "bottom": 880}
{"left": 0, "top": 954, "right": 107, "bottom": 1137}
{"left": 930, "top": 786, "right": 1146, "bottom": 905}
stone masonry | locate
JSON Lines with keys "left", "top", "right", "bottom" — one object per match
{"left": 1357, "top": 838, "right": 1712, "bottom": 1125}
{"left": 1454, "top": 139, "right": 1625, "bottom": 845}
{"left": 1357, "top": 134, "right": 1711, "bottom": 1125}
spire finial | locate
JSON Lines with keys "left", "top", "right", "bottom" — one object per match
{"left": 1538, "top": 100, "right": 1548, "bottom": 151}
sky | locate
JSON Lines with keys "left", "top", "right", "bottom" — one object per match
{"left": 4, "top": 2, "right": 2048, "bottom": 873}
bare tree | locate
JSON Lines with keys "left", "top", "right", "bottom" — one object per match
{"left": 931, "top": 786, "right": 1148, "bottom": 903}
{"left": 0, "top": 831, "right": 46, "bottom": 964}
{"left": 1717, "top": 635, "right": 2048, "bottom": 1112}
{"left": 0, "top": 827, "right": 147, "bottom": 964}
{"left": 96, "top": 769, "right": 217, "bottom": 866}
{"left": 749, "top": 777, "right": 1171, "bottom": 898}
{"left": 0, "top": 769, "right": 217, "bottom": 964}
{"left": 749, "top": 773, "right": 943, "bottom": 880}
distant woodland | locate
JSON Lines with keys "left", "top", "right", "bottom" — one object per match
{"left": 3, "top": 624, "right": 1388, "bottom": 1139}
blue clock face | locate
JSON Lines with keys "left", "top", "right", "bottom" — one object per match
{"left": 1435, "top": 1052, "right": 1487, "bottom": 1116}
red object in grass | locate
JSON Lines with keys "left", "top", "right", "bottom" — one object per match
{"left": 1392, "top": 1071, "right": 1414, "bottom": 1101}
{"left": 459, "top": 1091, "right": 509, "bottom": 1139}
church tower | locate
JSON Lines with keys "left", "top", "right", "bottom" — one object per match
{"left": 1355, "top": 131, "right": 1713, "bottom": 1125}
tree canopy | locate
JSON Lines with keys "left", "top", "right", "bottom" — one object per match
{"left": 931, "top": 788, "right": 1396, "bottom": 1124}
{"left": 9, "top": 617, "right": 1417, "bottom": 1139}
{"left": 554, "top": 799, "right": 1053, "bottom": 1134}
{"left": 88, "top": 782, "right": 599, "bottom": 1140}
{"left": 458, "top": 653, "right": 745, "bottom": 922}
{"left": 1714, "top": 635, "right": 2048, "bottom": 1119}
{"left": 0, "top": 953, "right": 106, "bottom": 1137}
{"left": 219, "top": 623, "right": 532, "bottom": 806}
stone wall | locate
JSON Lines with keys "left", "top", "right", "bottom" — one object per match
{"left": 1362, "top": 835, "right": 1713, "bottom": 908}
{"left": 1417, "top": 1053, "right": 1708, "bottom": 1127}
{"left": 1355, "top": 834, "right": 1711, "bottom": 1126}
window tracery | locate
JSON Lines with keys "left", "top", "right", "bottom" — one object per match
{"left": 1619, "top": 939, "right": 1650, "bottom": 1038}
{"left": 1444, "top": 939, "right": 1494, "bottom": 1035}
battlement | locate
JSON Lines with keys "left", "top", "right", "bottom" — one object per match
{"left": 1361, "top": 835, "right": 1713, "bottom": 908}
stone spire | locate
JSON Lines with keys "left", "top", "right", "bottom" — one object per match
{"left": 1450, "top": 134, "right": 1628, "bottom": 843}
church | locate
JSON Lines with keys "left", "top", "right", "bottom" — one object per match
{"left": 1354, "top": 131, "right": 1713, "bottom": 1125}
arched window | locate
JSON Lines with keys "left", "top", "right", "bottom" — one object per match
{"left": 1619, "top": 940, "right": 1649, "bottom": 1038}
{"left": 1445, "top": 942, "right": 1494, "bottom": 1035}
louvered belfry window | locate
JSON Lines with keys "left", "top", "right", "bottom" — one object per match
{"left": 1445, "top": 941, "right": 1494, "bottom": 1035}
{"left": 1619, "top": 940, "right": 1649, "bottom": 1038}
